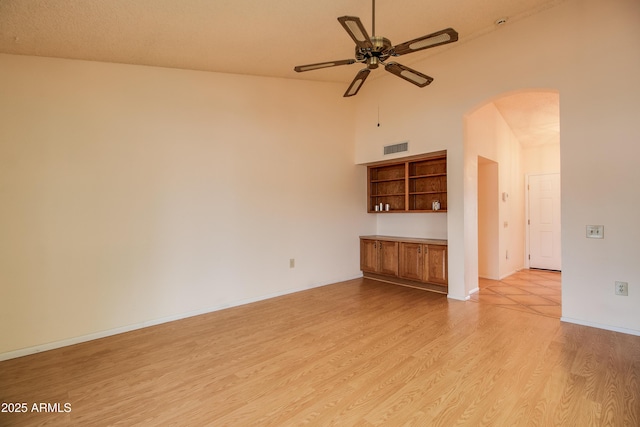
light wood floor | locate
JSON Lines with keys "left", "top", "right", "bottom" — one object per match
{"left": 470, "top": 269, "right": 562, "bottom": 318}
{"left": 1, "top": 278, "right": 638, "bottom": 426}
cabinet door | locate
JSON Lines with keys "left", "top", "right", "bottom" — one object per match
{"left": 378, "top": 241, "right": 399, "bottom": 276}
{"left": 425, "top": 245, "right": 448, "bottom": 285}
{"left": 399, "top": 243, "right": 424, "bottom": 281}
{"left": 360, "top": 240, "right": 378, "bottom": 273}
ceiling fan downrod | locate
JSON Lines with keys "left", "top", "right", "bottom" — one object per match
{"left": 372, "top": 0, "right": 376, "bottom": 37}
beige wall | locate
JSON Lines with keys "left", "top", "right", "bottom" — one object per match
{"left": 0, "top": 55, "right": 374, "bottom": 358}
{"left": 354, "top": 0, "right": 640, "bottom": 333}
{"left": 465, "top": 101, "right": 526, "bottom": 283}
{"left": 478, "top": 157, "right": 499, "bottom": 280}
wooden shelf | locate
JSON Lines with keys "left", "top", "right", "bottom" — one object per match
{"left": 409, "top": 173, "right": 446, "bottom": 179}
{"left": 371, "top": 178, "right": 405, "bottom": 183}
{"left": 367, "top": 151, "right": 447, "bottom": 213}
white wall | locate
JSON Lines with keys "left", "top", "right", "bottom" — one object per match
{"left": 375, "top": 213, "right": 447, "bottom": 240}
{"left": 354, "top": 0, "right": 640, "bottom": 333}
{"left": 478, "top": 158, "right": 499, "bottom": 280}
{"left": 465, "top": 101, "right": 526, "bottom": 283}
{"left": 523, "top": 143, "right": 560, "bottom": 175}
{"left": 0, "top": 54, "right": 375, "bottom": 358}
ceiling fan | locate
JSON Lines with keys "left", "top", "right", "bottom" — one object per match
{"left": 294, "top": 0, "right": 458, "bottom": 97}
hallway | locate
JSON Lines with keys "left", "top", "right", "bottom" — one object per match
{"left": 469, "top": 269, "right": 561, "bottom": 318}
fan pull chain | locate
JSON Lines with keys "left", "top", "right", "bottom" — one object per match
{"left": 377, "top": 105, "right": 380, "bottom": 127}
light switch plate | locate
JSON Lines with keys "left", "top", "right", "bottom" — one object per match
{"left": 586, "top": 225, "right": 604, "bottom": 239}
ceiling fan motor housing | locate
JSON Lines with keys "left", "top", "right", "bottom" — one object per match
{"left": 356, "top": 36, "right": 393, "bottom": 69}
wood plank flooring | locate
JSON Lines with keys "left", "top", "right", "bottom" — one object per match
{"left": 1, "top": 278, "right": 638, "bottom": 426}
{"left": 469, "top": 269, "right": 562, "bottom": 318}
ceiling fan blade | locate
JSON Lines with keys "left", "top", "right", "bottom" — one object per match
{"left": 294, "top": 59, "right": 356, "bottom": 73}
{"left": 384, "top": 62, "right": 433, "bottom": 88}
{"left": 344, "top": 69, "right": 371, "bottom": 97}
{"left": 338, "top": 16, "right": 373, "bottom": 50}
{"left": 393, "top": 28, "right": 458, "bottom": 56}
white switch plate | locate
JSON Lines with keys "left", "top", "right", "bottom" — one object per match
{"left": 586, "top": 225, "right": 604, "bottom": 239}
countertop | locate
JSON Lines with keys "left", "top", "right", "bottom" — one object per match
{"left": 359, "top": 235, "right": 447, "bottom": 246}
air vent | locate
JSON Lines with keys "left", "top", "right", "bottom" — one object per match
{"left": 384, "top": 141, "right": 409, "bottom": 155}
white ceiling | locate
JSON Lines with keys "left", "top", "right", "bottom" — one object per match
{"left": 0, "top": 0, "right": 562, "bottom": 146}
{"left": 494, "top": 91, "right": 560, "bottom": 147}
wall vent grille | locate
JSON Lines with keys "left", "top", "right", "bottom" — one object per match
{"left": 383, "top": 141, "right": 408, "bottom": 155}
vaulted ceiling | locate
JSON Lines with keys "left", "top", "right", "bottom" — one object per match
{"left": 0, "top": 0, "right": 562, "bottom": 146}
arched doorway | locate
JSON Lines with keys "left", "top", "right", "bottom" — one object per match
{"left": 463, "top": 90, "right": 561, "bottom": 316}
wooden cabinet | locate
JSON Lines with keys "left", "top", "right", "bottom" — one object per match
{"left": 361, "top": 236, "right": 448, "bottom": 294}
{"left": 360, "top": 239, "right": 378, "bottom": 273}
{"left": 399, "top": 242, "right": 424, "bottom": 281}
{"left": 379, "top": 241, "right": 399, "bottom": 276}
{"left": 367, "top": 151, "right": 447, "bottom": 213}
{"left": 399, "top": 242, "right": 448, "bottom": 285}
{"left": 360, "top": 239, "right": 399, "bottom": 276}
{"left": 425, "top": 244, "right": 448, "bottom": 285}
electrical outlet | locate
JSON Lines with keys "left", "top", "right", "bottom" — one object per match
{"left": 289, "top": 258, "right": 295, "bottom": 269}
{"left": 586, "top": 225, "right": 604, "bottom": 239}
{"left": 615, "top": 281, "right": 628, "bottom": 296}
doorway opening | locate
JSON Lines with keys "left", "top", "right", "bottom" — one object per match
{"left": 465, "top": 89, "right": 561, "bottom": 314}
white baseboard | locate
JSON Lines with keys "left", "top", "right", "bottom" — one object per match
{"left": 0, "top": 274, "right": 363, "bottom": 362}
{"left": 499, "top": 270, "right": 519, "bottom": 280}
{"left": 468, "top": 287, "right": 480, "bottom": 295}
{"left": 561, "top": 317, "right": 640, "bottom": 337}
{"left": 447, "top": 293, "right": 469, "bottom": 301}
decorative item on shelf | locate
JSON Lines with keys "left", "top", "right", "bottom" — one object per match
{"left": 374, "top": 205, "right": 380, "bottom": 211}
{"left": 432, "top": 200, "right": 441, "bottom": 211}
{"left": 379, "top": 202, "right": 384, "bottom": 211}
{"left": 385, "top": 203, "right": 390, "bottom": 211}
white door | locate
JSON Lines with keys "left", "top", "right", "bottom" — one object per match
{"left": 528, "top": 173, "right": 561, "bottom": 270}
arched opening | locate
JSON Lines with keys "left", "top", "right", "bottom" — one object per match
{"left": 464, "top": 89, "right": 561, "bottom": 316}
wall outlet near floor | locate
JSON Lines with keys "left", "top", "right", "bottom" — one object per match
{"left": 615, "top": 281, "right": 628, "bottom": 296}
{"left": 289, "top": 258, "right": 295, "bottom": 269}
{"left": 586, "top": 225, "right": 604, "bottom": 239}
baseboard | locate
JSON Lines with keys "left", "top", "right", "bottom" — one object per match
{"left": 499, "top": 270, "right": 519, "bottom": 280}
{"left": 561, "top": 317, "right": 640, "bottom": 337}
{"left": 469, "top": 287, "right": 480, "bottom": 295}
{"left": 0, "top": 274, "right": 363, "bottom": 362}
